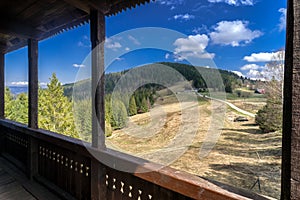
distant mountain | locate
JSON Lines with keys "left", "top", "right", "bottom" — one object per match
{"left": 8, "top": 86, "right": 28, "bottom": 95}
{"left": 63, "top": 62, "right": 250, "bottom": 99}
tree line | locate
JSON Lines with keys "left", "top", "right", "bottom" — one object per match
{"left": 5, "top": 62, "right": 259, "bottom": 142}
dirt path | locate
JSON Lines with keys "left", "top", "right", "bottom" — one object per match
{"left": 198, "top": 93, "right": 256, "bottom": 117}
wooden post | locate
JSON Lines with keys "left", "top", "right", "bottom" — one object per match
{"left": 282, "top": 0, "right": 300, "bottom": 199}
{"left": 0, "top": 53, "right": 4, "bottom": 154}
{"left": 28, "top": 39, "right": 38, "bottom": 129}
{"left": 90, "top": 9, "right": 106, "bottom": 149}
{"left": 290, "top": 1, "right": 300, "bottom": 199}
{"left": 27, "top": 39, "right": 38, "bottom": 179}
{"left": 0, "top": 53, "right": 4, "bottom": 119}
{"left": 90, "top": 9, "right": 107, "bottom": 200}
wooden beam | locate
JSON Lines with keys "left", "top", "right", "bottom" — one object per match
{"left": 63, "top": 0, "right": 110, "bottom": 14}
{"left": 63, "top": 0, "right": 91, "bottom": 14}
{"left": 90, "top": 10, "right": 105, "bottom": 149}
{"left": 0, "top": 18, "right": 43, "bottom": 39}
{"left": 28, "top": 39, "right": 38, "bottom": 129}
{"left": 0, "top": 53, "right": 4, "bottom": 119}
{"left": 88, "top": 0, "right": 111, "bottom": 14}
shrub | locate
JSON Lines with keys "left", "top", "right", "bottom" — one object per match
{"left": 255, "top": 100, "right": 282, "bottom": 133}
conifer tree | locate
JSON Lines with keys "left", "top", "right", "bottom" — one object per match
{"left": 111, "top": 100, "right": 127, "bottom": 129}
{"left": 140, "top": 97, "right": 149, "bottom": 113}
{"left": 128, "top": 95, "right": 137, "bottom": 116}
{"left": 6, "top": 92, "right": 28, "bottom": 124}
{"left": 74, "top": 99, "right": 92, "bottom": 142}
{"left": 38, "top": 73, "right": 78, "bottom": 138}
{"left": 5, "top": 87, "right": 13, "bottom": 119}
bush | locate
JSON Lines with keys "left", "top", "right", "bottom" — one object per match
{"left": 235, "top": 89, "right": 252, "bottom": 98}
{"left": 255, "top": 100, "right": 282, "bottom": 133}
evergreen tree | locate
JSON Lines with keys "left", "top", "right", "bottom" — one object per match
{"left": 140, "top": 97, "right": 149, "bottom": 113}
{"left": 38, "top": 73, "right": 78, "bottom": 138}
{"left": 110, "top": 100, "right": 127, "bottom": 129}
{"left": 6, "top": 92, "right": 28, "bottom": 124}
{"left": 255, "top": 98, "right": 282, "bottom": 133}
{"left": 74, "top": 99, "right": 92, "bottom": 142}
{"left": 128, "top": 95, "right": 137, "bottom": 116}
{"left": 5, "top": 87, "right": 13, "bottom": 118}
{"left": 105, "top": 96, "right": 113, "bottom": 136}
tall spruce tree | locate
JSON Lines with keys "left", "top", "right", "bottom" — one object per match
{"left": 128, "top": 95, "right": 137, "bottom": 116}
{"left": 140, "top": 97, "right": 149, "bottom": 113}
{"left": 111, "top": 100, "right": 127, "bottom": 129}
{"left": 38, "top": 73, "right": 78, "bottom": 138}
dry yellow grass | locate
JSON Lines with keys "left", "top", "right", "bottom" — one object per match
{"left": 107, "top": 100, "right": 281, "bottom": 199}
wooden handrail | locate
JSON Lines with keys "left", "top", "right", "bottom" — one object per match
{"left": 0, "top": 119, "right": 270, "bottom": 199}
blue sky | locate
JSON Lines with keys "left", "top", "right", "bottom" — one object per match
{"left": 5, "top": 0, "right": 286, "bottom": 86}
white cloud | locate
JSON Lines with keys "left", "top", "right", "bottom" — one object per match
{"left": 77, "top": 41, "right": 84, "bottom": 47}
{"left": 10, "top": 81, "right": 28, "bottom": 86}
{"left": 208, "top": 0, "right": 254, "bottom": 6}
{"left": 232, "top": 71, "right": 245, "bottom": 77}
{"left": 10, "top": 81, "right": 47, "bottom": 87}
{"left": 40, "top": 82, "right": 47, "bottom": 86}
{"left": 77, "top": 35, "right": 91, "bottom": 48}
{"left": 173, "top": 34, "right": 215, "bottom": 61}
{"left": 128, "top": 35, "right": 141, "bottom": 45}
{"left": 240, "top": 64, "right": 262, "bottom": 71}
{"left": 209, "top": 20, "right": 262, "bottom": 47}
{"left": 192, "top": 25, "right": 209, "bottom": 34}
{"left": 125, "top": 47, "right": 130, "bottom": 51}
{"left": 173, "top": 14, "right": 195, "bottom": 21}
{"left": 105, "top": 38, "right": 122, "bottom": 50}
{"left": 165, "top": 53, "right": 170, "bottom": 59}
{"left": 243, "top": 51, "right": 285, "bottom": 62}
{"left": 115, "top": 57, "right": 124, "bottom": 61}
{"left": 156, "top": 0, "right": 184, "bottom": 6}
{"left": 73, "top": 64, "right": 85, "bottom": 68}
{"left": 278, "top": 8, "right": 287, "bottom": 31}
{"left": 246, "top": 69, "right": 260, "bottom": 78}
{"left": 170, "top": 6, "right": 176, "bottom": 10}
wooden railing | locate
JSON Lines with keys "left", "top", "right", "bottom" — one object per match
{"left": 0, "top": 119, "right": 267, "bottom": 200}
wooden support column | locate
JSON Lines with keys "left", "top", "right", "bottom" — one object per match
{"left": 27, "top": 39, "right": 38, "bottom": 179}
{"left": 290, "top": 1, "right": 300, "bottom": 199}
{"left": 90, "top": 10, "right": 107, "bottom": 200}
{"left": 90, "top": 9, "right": 106, "bottom": 149}
{"left": 0, "top": 53, "right": 4, "bottom": 154}
{"left": 282, "top": 0, "right": 300, "bottom": 199}
{"left": 28, "top": 39, "right": 38, "bottom": 129}
{"left": 0, "top": 53, "right": 4, "bottom": 119}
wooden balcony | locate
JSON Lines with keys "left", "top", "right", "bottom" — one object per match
{"left": 0, "top": 119, "right": 272, "bottom": 200}
{"left": 0, "top": 0, "right": 299, "bottom": 199}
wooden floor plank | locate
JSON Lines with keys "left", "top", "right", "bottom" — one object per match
{"left": 0, "top": 157, "right": 60, "bottom": 200}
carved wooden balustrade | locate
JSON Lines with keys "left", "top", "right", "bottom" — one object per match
{"left": 0, "top": 119, "right": 264, "bottom": 200}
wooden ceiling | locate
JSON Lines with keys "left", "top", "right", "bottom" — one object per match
{"left": 0, "top": 0, "right": 152, "bottom": 53}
